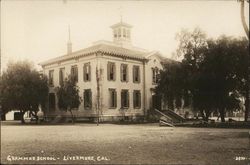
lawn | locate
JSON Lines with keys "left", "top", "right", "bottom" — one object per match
{"left": 1, "top": 122, "right": 250, "bottom": 165}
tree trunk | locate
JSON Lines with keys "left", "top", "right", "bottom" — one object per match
{"left": 20, "top": 110, "right": 25, "bottom": 124}
{"left": 240, "top": 0, "right": 249, "bottom": 39}
{"left": 244, "top": 84, "right": 249, "bottom": 121}
{"left": 200, "top": 109, "right": 206, "bottom": 121}
{"left": 219, "top": 108, "right": 225, "bottom": 122}
{"left": 69, "top": 109, "right": 74, "bottom": 124}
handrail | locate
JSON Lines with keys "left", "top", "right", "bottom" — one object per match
{"left": 154, "top": 109, "right": 172, "bottom": 121}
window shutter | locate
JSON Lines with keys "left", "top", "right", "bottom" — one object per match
{"left": 107, "top": 62, "right": 110, "bottom": 81}
{"left": 139, "top": 91, "right": 141, "bottom": 108}
{"left": 114, "top": 90, "right": 117, "bottom": 107}
{"left": 126, "top": 65, "right": 129, "bottom": 82}
{"left": 138, "top": 67, "right": 140, "bottom": 83}
{"left": 89, "top": 64, "right": 91, "bottom": 81}
{"left": 84, "top": 91, "right": 86, "bottom": 108}
{"left": 127, "top": 91, "right": 129, "bottom": 108}
{"left": 83, "top": 65, "right": 86, "bottom": 81}
{"left": 113, "top": 64, "right": 116, "bottom": 81}
{"left": 76, "top": 67, "right": 78, "bottom": 82}
{"left": 121, "top": 91, "right": 123, "bottom": 108}
{"left": 133, "top": 66, "right": 135, "bottom": 82}
{"left": 120, "top": 64, "right": 123, "bottom": 81}
{"left": 89, "top": 90, "right": 92, "bottom": 109}
{"left": 133, "top": 91, "right": 136, "bottom": 108}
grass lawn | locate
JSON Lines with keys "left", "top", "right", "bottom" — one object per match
{"left": 1, "top": 121, "right": 250, "bottom": 165}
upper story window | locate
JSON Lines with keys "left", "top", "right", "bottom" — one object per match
{"left": 83, "top": 63, "right": 91, "bottom": 82}
{"left": 152, "top": 67, "right": 160, "bottom": 84}
{"left": 133, "top": 90, "right": 141, "bottom": 109}
{"left": 133, "top": 65, "right": 140, "bottom": 83}
{"left": 114, "top": 29, "right": 117, "bottom": 38}
{"left": 48, "top": 70, "right": 54, "bottom": 86}
{"left": 71, "top": 65, "right": 78, "bottom": 82}
{"left": 127, "top": 30, "right": 130, "bottom": 38}
{"left": 107, "top": 62, "right": 116, "bottom": 81}
{"left": 118, "top": 28, "right": 121, "bottom": 37}
{"left": 59, "top": 68, "right": 65, "bottom": 86}
{"left": 84, "top": 89, "right": 92, "bottom": 109}
{"left": 123, "top": 28, "right": 126, "bottom": 37}
{"left": 121, "top": 90, "right": 129, "bottom": 108}
{"left": 109, "top": 88, "right": 117, "bottom": 108}
{"left": 121, "top": 64, "right": 128, "bottom": 82}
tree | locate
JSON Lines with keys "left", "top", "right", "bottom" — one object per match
{"left": 0, "top": 61, "right": 48, "bottom": 123}
{"left": 56, "top": 75, "right": 81, "bottom": 123}
{"left": 175, "top": 28, "right": 211, "bottom": 120}
{"left": 238, "top": 0, "right": 249, "bottom": 121}
{"left": 199, "top": 36, "right": 249, "bottom": 122}
{"left": 156, "top": 61, "right": 186, "bottom": 111}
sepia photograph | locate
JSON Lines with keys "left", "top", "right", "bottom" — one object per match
{"left": 0, "top": 0, "right": 249, "bottom": 164}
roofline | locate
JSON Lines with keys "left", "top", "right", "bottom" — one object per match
{"left": 39, "top": 50, "right": 147, "bottom": 67}
{"left": 110, "top": 22, "right": 133, "bottom": 28}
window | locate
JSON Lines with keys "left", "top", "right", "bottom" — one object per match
{"left": 127, "top": 30, "right": 130, "bottom": 38}
{"left": 114, "top": 29, "right": 117, "bottom": 38}
{"left": 123, "top": 28, "right": 126, "bottom": 37}
{"left": 152, "top": 68, "right": 159, "bottom": 84}
{"left": 84, "top": 89, "right": 92, "bottom": 109}
{"left": 59, "top": 68, "right": 65, "bottom": 86}
{"left": 133, "top": 90, "right": 141, "bottom": 108}
{"left": 49, "top": 70, "right": 54, "bottom": 86}
{"left": 109, "top": 89, "right": 117, "bottom": 108}
{"left": 133, "top": 66, "right": 140, "bottom": 83}
{"left": 83, "top": 63, "right": 91, "bottom": 82}
{"left": 121, "top": 64, "right": 128, "bottom": 82}
{"left": 121, "top": 90, "right": 129, "bottom": 108}
{"left": 71, "top": 65, "right": 78, "bottom": 82}
{"left": 107, "top": 62, "right": 116, "bottom": 81}
{"left": 118, "top": 28, "right": 121, "bottom": 37}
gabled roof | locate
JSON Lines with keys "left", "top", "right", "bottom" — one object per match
{"left": 39, "top": 42, "right": 149, "bottom": 66}
{"left": 39, "top": 40, "right": 176, "bottom": 66}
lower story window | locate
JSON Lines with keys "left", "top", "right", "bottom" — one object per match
{"left": 84, "top": 89, "right": 92, "bottom": 109}
{"left": 133, "top": 90, "right": 141, "bottom": 108}
{"left": 121, "top": 90, "right": 129, "bottom": 108}
{"left": 109, "top": 89, "right": 117, "bottom": 108}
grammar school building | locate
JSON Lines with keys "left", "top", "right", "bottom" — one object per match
{"left": 39, "top": 21, "right": 175, "bottom": 121}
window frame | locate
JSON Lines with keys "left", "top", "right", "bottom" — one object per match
{"left": 71, "top": 65, "right": 78, "bottom": 82}
{"left": 48, "top": 70, "right": 54, "bottom": 86}
{"left": 109, "top": 88, "right": 117, "bottom": 109}
{"left": 121, "top": 89, "right": 129, "bottom": 109}
{"left": 107, "top": 62, "right": 116, "bottom": 81}
{"left": 84, "top": 89, "right": 92, "bottom": 110}
{"left": 133, "top": 65, "right": 140, "bottom": 83}
{"left": 133, "top": 90, "right": 141, "bottom": 109}
{"left": 120, "top": 64, "right": 128, "bottom": 82}
{"left": 83, "top": 62, "right": 91, "bottom": 82}
{"left": 59, "top": 67, "right": 65, "bottom": 86}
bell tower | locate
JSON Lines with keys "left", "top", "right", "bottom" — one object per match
{"left": 111, "top": 21, "right": 132, "bottom": 47}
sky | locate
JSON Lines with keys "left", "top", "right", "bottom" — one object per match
{"left": 1, "top": 0, "right": 249, "bottom": 71}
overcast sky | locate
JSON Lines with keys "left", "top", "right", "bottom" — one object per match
{"left": 1, "top": 0, "right": 249, "bottom": 70}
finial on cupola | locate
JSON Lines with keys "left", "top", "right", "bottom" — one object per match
{"left": 67, "top": 25, "right": 72, "bottom": 54}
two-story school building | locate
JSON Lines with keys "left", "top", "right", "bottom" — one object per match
{"left": 39, "top": 21, "right": 175, "bottom": 121}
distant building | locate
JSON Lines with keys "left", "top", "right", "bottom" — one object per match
{"left": 39, "top": 21, "right": 175, "bottom": 121}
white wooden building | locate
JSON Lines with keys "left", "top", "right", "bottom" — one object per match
{"left": 40, "top": 21, "right": 175, "bottom": 121}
